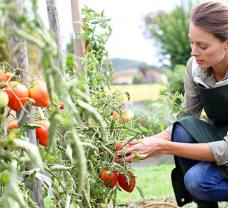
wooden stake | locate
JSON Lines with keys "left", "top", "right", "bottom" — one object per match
{"left": 46, "top": 0, "right": 63, "bottom": 70}
{"left": 71, "top": 0, "right": 84, "bottom": 73}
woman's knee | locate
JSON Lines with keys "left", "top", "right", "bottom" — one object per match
{"left": 172, "top": 123, "right": 196, "bottom": 143}
{"left": 184, "top": 162, "right": 221, "bottom": 201}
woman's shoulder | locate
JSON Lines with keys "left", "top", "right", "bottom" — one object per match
{"left": 185, "top": 57, "right": 195, "bottom": 78}
{"left": 186, "top": 57, "right": 194, "bottom": 70}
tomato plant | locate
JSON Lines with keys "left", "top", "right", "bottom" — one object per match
{"left": 0, "top": 3, "right": 144, "bottom": 208}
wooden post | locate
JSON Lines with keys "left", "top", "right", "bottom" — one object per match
{"left": 71, "top": 0, "right": 84, "bottom": 72}
{"left": 7, "top": 0, "right": 44, "bottom": 207}
{"left": 46, "top": 0, "right": 63, "bottom": 70}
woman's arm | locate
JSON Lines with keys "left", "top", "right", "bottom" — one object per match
{"left": 143, "top": 130, "right": 171, "bottom": 142}
{"left": 161, "top": 141, "right": 215, "bottom": 162}
{"left": 125, "top": 138, "right": 215, "bottom": 162}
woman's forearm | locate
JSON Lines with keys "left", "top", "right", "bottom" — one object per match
{"left": 160, "top": 141, "right": 215, "bottom": 162}
{"left": 143, "top": 130, "right": 171, "bottom": 143}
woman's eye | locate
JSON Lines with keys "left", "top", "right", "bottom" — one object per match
{"left": 200, "top": 47, "right": 207, "bottom": 50}
{"left": 199, "top": 44, "right": 208, "bottom": 50}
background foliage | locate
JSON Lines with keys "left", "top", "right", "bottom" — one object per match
{"left": 144, "top": 0, "right": 192, "bottom": 68}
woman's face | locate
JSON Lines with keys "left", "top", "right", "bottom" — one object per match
{"left": 188, "top": 22, "right": 228, "bottom": 68}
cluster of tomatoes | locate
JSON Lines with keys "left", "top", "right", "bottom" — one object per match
{"left": 99, "top": 142, "right": 136, "bottom": 192}
{"left": 99, "top": 169, "right": 136, "bottom": 192}
{"left": 0, "top": 72, "right": 50, "bottom": 110}
{"left": 0, "top": 71, "right": 63, "bottom": 147}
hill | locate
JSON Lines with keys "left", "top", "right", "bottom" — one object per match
{"left": 112, "top": 58, "right": 164, "bottom": 71}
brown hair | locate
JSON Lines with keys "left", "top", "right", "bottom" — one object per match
{"left": 190, "top": 1, "right": 228, "bottom": 42}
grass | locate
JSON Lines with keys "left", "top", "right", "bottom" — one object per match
{"left": 116, "top": 164, "right": 228, "bottom": 208}
{"left": 110, "top": 84, "right": 165, "bottom": 102}
{"left": 117, "top": 164, "right": 175, "bottom": 202}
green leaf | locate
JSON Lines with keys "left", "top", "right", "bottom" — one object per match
{"left": 20, "top": 123, "right": 41, "bottom": 131}
{"left": 48, "top": 164, "right": 72, "bottom": 171}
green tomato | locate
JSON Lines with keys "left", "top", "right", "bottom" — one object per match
{"left": 0, "top": 91, "right": 9, "bottom": 108}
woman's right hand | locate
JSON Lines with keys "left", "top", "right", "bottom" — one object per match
{"left": 116, "top": 136, "right": 169, "bottom": 162}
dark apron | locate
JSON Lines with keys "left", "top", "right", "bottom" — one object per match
{"left": 171, "top": 83, "right": 228, "bottom": 207}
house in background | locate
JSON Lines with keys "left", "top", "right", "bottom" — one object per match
{"left": 111, "top": 58, "right": 167, "bottom": 85}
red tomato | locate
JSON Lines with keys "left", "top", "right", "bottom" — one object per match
{"left": 4, "top": 81, "right": 29, "bottom": 111}
{"left": 0, "top": 90, "right": 9, "bottom": 108}
{"left": 99, "top": 170, "right": 118, "bottom": 189}
{"left": 35, "top": 120, "right": 50, "bottom": 147}
{"left": 29, "top": 80, "right": 50, "bottom": 107}
{"left": 112, "top": 110, "right": 119, "bottom": 121}
{"left": 0, "top": 71, "right": 13, "bottom": 88}
{"left": 58, "top": 101, "right": 64, "bottom": 110}
{"left": 115, "top": 143, "right": 132, "bottom": 157}
{"left": 118, "top": 171, "right": 136, "bottom": 192}
{"left": 115, "top": 143, "right": 124, "bottom": 151}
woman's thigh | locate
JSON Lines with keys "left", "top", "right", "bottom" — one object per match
{"left": 172, "top": 123, "right": 199, "bottom": 167}
{"left": 184, "top": 162, "right": 228, "bottom": 201}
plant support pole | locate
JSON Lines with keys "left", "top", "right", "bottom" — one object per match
{"left": 46, "top": 0, "right": 63, "bottom": 71}
{"left": 71, "top": 0, "right": 84, "bottom": 72}
{"left": 7, "top": 0, "right": 44, "bottom": 207}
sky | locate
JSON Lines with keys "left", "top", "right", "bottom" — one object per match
{"left": 38, "top": 0, "right": 181, "bottom": 66}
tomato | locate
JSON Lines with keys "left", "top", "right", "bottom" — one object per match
{"left": 115, "top": 143, "right": 132, "bottom": 157}
{"left": 115, "top": 143, "right": 124, "bottom": 151}
{"left": 99, "top": 170, "right": 118, "bottom": 189}
{"left": 8, "top": 120, "right": 18, "bottom": 129}
{"left": 0, "top": 71, "right": 13, "bottom": 88}
{"left": 112, "top": 109, "right": 134, "bottom": 124}
{"left": 118, "top": 171, "right": 136, "bottom": 192}
{"left": 121, "top": 110, "right": 134, "bottom": 123}
{"left": 112, "top": 110, "right": 119, "bottom": 121}
{"left": 0, "top": 90, "right": 9, "bottom": 108}
{"left": 29, "top": 80, "right": 50, "bottom": 107}
{"left": 4, "top": 81, "right": 29, "bottom": 111}
{"left": 58, "top": 101, "right": 64, "bottom": 110}
{"left": 35, "top": 120, "right": 50, "bottom": 147}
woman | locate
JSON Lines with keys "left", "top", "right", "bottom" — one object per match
{"left": 120, "top": 1, "right": 228, "bottom": 207}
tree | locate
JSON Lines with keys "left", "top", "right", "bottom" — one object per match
{"left": 144, "top": 0, "right": 192, "bottom": 68}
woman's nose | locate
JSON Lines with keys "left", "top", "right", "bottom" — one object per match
{"left": 191, "top": 45, "right": 200, "bottom": 56}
